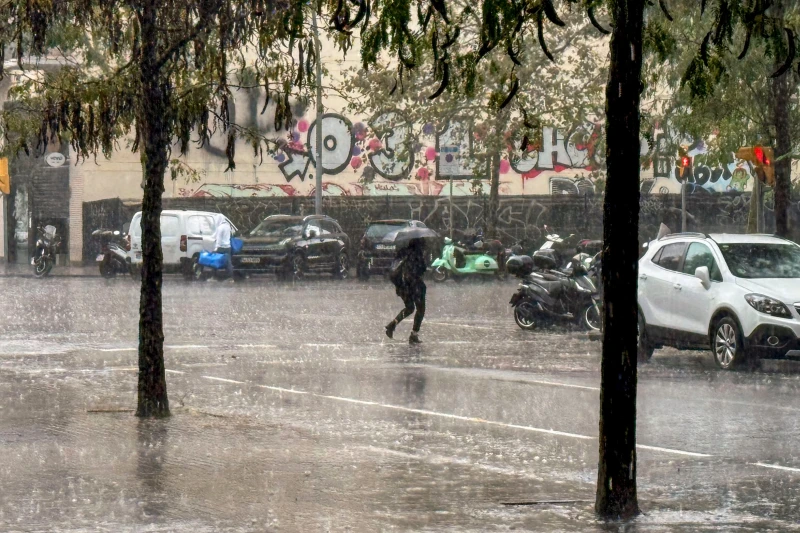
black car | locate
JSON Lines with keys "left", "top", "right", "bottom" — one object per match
{"left": 356, "top": 219, "right": 434, "bottom": 279}
{"left": 233, "top": 215, "right": 351, "bottom": 279}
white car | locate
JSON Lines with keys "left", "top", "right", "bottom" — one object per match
{"left": 127, "top": 210, "right": 237, "bottom": 279}
{"left": 638, "top": 233, "right": 800, "bottom": 369}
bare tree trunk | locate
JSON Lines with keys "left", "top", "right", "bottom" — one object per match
{"left": 595, "top": 0, "right": 644, "bottom": 519}
{"left": 136, "top": 0, "right": 170, "bottom": 418}
{"left": 486, "top": 152, "right": 500, "bottom": 240}
{"left": 771, "top": 1, "right": 792, "bottom": 238}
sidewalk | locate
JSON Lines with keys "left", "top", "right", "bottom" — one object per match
{"left": 0, "top": 262, "right": 98, "bottom": 277}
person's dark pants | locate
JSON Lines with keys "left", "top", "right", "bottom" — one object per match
{"left": 216, "top": 247, "right": 233, "bottom": 278}
{"left": 394, "top": 281, "right": 426, "bottom": 332}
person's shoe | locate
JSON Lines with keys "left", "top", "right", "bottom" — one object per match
{"left": 409, "top": 331, "right": 422, "bottom": 344}
{"left": 385, "top": 322, "right": 396, "bottom": 339}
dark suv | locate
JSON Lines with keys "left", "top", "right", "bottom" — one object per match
{"left": 356, "top": 219, "right": 433, "bottom": 279}
{"left": 233, "top": 215, "right": 351, "bottom": 279}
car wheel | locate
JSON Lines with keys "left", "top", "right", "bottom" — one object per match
{"left": 638, "top": 312, "right": 654, "bottom": 362}
{"left": 291, "top": 254, "right": 305, "bottom": 281}
{"left": 514, "top": 300, "right": 538, "bottom": 330}
{"left": 335, "top": 251, "right": 350, "bottom": 280}
{"left": 712, "top": 317, "right": 747, "bottom": 370}
{"left": 432, "top": 266, "right": 448, "bottom": 283}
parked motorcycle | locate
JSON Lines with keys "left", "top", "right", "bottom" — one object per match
{"left": 31, "top": 225, "right": 61, "bottom": 278}
{"left": 506, "top": 251, "right": 601, "bottom": 331}
{"left": 92, "top": 224, "right": 130, "bottom": 278}
{"left": 431, "top": 236, "right": 503, "bottom": 282}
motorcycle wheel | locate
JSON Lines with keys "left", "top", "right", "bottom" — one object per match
{"left": 99, "top": 259, "right": 117, "bottom": 279}
{"left": 33, "top": 258, "right": 50, "bottom": 278}
{"left": 514, "top": 301, "right": 539, "bottom": 330}
{"left": 432, "top": 266, "right": 448, "bottom": 283}
{"left": 582, "top": 303, "right": 602, "bottom": 331}
{"left": 192, "top": 259, "right": 209, "bottom": 281}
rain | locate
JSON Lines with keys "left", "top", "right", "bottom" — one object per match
{"left": 1, "top": 0, "right": 800, "bottom": 530}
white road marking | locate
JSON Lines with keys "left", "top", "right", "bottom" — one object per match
{"left": 97, "top": 348, "right": 137, "bottom": 352}
{"left": 207, "top": 376, "right": 711, "bottom": 458}
{"left": 637, "top": 444, "right": 711, "bottom": 458}
{"left": 106, "top": 366, "right": 137, "bottom": 371}
{"left": 750, "top": 462, "right": 800, "bottom": 473}
{"left": 202, "top": 376, "right": 245, "bottom": 384}
{"left": 166, "top": 345, "right": 209, "bottom": 350}
{"left": 303, "top": 343, "right": 344, "bottom": 348}
{"left": 255, "top": 384, "right": 308, "bottom": 395}
{"left": 235, "top": 344, "right": 278, "bottom": 349}
{"left": 428, "top": 322, "right": 506, "bottom": 331}
{"left": 165, "top": 369, "right": 185, "bottom": 374}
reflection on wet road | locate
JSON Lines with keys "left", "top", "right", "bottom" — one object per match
{"left": 1, "top": 276, "right": 799, "bottom": 531}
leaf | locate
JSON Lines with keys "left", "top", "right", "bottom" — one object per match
{"left": 771, "top": 28, "right": 795, "bottom": 78}
{"left": 542, "top": 0, "right": 565, "bottom": 27}
{"left": 499, "top": 77, "right": 519, "bottom": 109}
{"left": 537, "top": 10, "right": 555, "bottom": 62}
{"left": 587, "top": 6, "right": 610, "bottom": 35}
{"left": 738, "top": 27, "right": 751, "bottom": 60}
{"left": 428, "top": 60, "right": 449, "bottom": 99}
{"left": 700, "top": 31, "right": 712, "bottom": 65}
{"left": 658, "top": 0, "right": 673, "bottom": 22}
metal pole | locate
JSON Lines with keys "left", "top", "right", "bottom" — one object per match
{"left": 449, "top": 175, "right": 454, "bottom": 240}
{"left": 312, "top": 10, "right": 323, "bottom": 215}
{"left": 755, "top": 177, "right": 763, "bottom": 233}
{"left": 681, "top": 181, "right": 687, "bottom": 232}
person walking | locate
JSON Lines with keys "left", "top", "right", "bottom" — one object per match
{"left": 386, "top": 238, "right": 427, "bottom": 344}
{"left": 213, "top": 214, "right": 234, "bottom": 280}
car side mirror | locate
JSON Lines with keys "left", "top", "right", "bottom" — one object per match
{"left": 695, "top": 266, "right": 711, "bottom": 289}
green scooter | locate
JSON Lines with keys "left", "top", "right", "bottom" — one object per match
{"left": 431, "top": 237, "right": 503, "bottom": 282}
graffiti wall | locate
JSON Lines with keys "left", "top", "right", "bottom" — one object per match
{"left": 171, "top": 104, "right": 784, "bottom": 200}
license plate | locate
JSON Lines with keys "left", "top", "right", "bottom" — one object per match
{"left": 96, "top": 254, "right": 105, "bottom": 262}
{"left": 30, "top": 257, "right": 35, "bottom": 265}
{"left": 375, "top": 244, "right": 395, "bottom": 250}
{"left": 239, "top": 257, "right": 261, "bottom": 264}
{"left": 135, "top": 252, "right": 142, "bottom": 259}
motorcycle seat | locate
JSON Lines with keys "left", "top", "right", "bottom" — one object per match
{"left": 534, "top": 280, "right": 563, "bottom": 296}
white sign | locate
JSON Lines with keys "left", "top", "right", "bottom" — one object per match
{"left": 45, "top": 152, "right": 65, "bottom": 167}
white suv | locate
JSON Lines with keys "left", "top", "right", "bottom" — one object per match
{"left": 638, "top": 233, "right": 800, "bottom": 369}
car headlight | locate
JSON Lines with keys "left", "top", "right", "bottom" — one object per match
{"left": 745, "top": 294, "right": 792, "bottom": 318}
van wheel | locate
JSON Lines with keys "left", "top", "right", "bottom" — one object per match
{"left": 712, "top": 317, "right": 747, "bottom": 370}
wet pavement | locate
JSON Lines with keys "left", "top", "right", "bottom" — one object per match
{"left": 1, "top": 275, "right": 799, "bottom": 531}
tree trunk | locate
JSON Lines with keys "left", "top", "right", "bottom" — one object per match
{"left": 136, "top": 0, "right": 170, "bottom": 418}
{"left": 595, "top": 0, "right": 644, "bottom": 519}
{"left": 486, "top": 152, "right": 500, "bottom": 240}
{"left": 771, "top": 12, "right": 792, "bottom": 238}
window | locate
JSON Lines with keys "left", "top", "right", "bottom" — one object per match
{"left": 682, "top": 243, "right": 722, "bottom": 282}
{"left": 718, "top": 243, "right": 800, "bottom": 279}
{"left": 654, "top": 242, "right": 686, "bottom": 272}
{"left": 320, "top": 220, "right": 339, "bottom": 235}
{"left": 161, "top": 215, "right": 179, "bottom": 237}
{"left": 131, "top": 216, "right": 142, "bottom": 237}
{"left": 188, "top": 215, "right": 214, "bottom": 236}
{"left": 305, "top": 222, "right": 322, "bottom": 238}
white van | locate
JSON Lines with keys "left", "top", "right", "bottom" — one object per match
{"left": 127, "top": 210, "right": 237, "bottom": 278}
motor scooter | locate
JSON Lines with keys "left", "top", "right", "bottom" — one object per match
{"left": 431, "top": 237, "right": 502, "bottom": 282}
{"left": 92, "top": 223, "right": 130, "bottom": 278}
{"left": 31, "top": 225, "right": 61, "bottom": 278}
{"left": 507, "top": 252, "right": 601, "bottom": 331}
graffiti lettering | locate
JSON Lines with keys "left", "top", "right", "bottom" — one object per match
{"left": 368, "top": 111, "right": 414, "bottom": 181}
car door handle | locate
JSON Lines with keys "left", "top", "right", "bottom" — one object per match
{"left": 673, "top": 283, "right": 682, "bottom": 290}
{"left": 639, "top": 274, "right": 647, "bottom": 280}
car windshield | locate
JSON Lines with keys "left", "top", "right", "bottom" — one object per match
{"left": 366, "top": 223, "right": 406, "bottom": 239}
{"left": 249, "top": 219, "right": 303, "bottom": 237}
{"left": 718, "top": 243, "right": 800, "bottom": 279}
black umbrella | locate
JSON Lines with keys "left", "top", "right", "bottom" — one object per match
{"left": 389, "top": 227, "right": 440, "bottom": 247}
